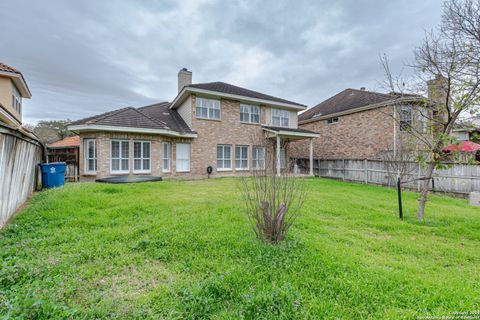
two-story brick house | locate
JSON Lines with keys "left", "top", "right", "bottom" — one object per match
{"left": 291, "top": 86, "right": 431, "bottom": 161}
{"left": 68, "top": 69, "right": 318, "bottom": 181}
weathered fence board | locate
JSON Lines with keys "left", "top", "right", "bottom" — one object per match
{"left": 303, "top": 158, "right": 480, "bottom": 195}
{"left": 0, "top": 130, "right": 43, "bottom": 227}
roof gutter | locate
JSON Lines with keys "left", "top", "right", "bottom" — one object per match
{"left": 262, "top": 127, "right": 319, "bottom": 138}
{"left": 299, "top": 97, "right": 423, "bottom": 124}
{"left": 67, "top": 124, "right": 198, "bottom": 138}
{"left": 170, "top": 87, "right": 307, "bottom": 110}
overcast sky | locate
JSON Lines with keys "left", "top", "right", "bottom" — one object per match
{"left": 0, "top": 0, "right": 442, "bottom": 124}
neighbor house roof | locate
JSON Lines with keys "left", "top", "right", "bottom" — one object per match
{"left": 0, "top": 62, "right": 32, "bottom": 98}
{"left": 47, "top": 135, "right": 80, "bottom": 149}
{"left": 299, "top": 89, "right": 421, "bottom": 123}
{"left": 171, "top": 81, "right": 307, "bottom": 110}
{"left": 68, "top": 102, "right": 196, "bottom": 137}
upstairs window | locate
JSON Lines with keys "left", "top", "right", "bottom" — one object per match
{"left": 272, "top": 108, "right": 289, "bottom": 127}
{"left": 133, "top": 141, "right": 151, "bottom": 173}
{"left": 84, "top": 139, "right": 96, "bottom": 174}
{"left": 111, "top": 140, "right": 129, "bottom": 173}
{"left": 196, "top": 97, "right": 220, "bottom": 120}
{"left": 326, "top": 117, "right": 339, "bottom": 124}
{"left": 240, "top": 104, "right": 260, "bottom": 124}
{"left": 400, "top": 105, "right": 412, "bottom": 131}
{"left": 12, "top": 85, "right": 21, "bottom": 114}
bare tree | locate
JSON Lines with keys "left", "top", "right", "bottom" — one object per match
{"left": 381, "top": 0, "right": 480, "bottom": 220}
{"left": 238, "top": 132, "right": 306, "bottom": 244}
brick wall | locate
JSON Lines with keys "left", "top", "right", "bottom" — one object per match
{"left": 291, "top": 106, "right": 396, "bottom": 160}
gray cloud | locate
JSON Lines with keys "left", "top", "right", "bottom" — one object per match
{"left": 0, "top": 0, "right": 442, "bottom": 124}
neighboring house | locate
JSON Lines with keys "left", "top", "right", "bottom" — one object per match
{"left": 452, "top": 116, "right": 480, "bottom": 142}
{"left": 0, "top": 63, "right": 43, "bottom": 228}
{"left": 47, "top": 135, "right": 80, "bottom": 181}
{"left": 68, "top": 69, "right": 318, "bottom": 181}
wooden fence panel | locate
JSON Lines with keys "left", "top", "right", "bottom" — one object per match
{"left": 303, "top": 158, "right": 480, "bottom": 195}
{"left": 0, "top": 132, "right": 43, "bottom": 227}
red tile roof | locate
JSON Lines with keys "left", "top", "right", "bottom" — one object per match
{"left": 0, "top": 63, "right": 21, "bottom": 74}
{"left": 47, "top": 135, "right": 80, "bottom": 148}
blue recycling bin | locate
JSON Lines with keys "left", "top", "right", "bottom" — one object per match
{"left": 40, "top": 162, "right": 66, "bottom": 188}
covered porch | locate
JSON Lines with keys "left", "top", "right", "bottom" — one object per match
{"left": 262, "top": 126, "right": 319, "bottom": 176}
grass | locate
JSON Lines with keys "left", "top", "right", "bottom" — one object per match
{"left": 1, "top": 178, "right": 479, "bottom": 319}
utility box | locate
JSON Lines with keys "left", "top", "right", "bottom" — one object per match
{"left": 469, "top": 192, "right": 480, "bottom": 206}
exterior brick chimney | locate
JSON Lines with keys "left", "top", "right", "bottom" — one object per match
{"left": 178, "top": 68, "right": 192, "bottom": 93}
{"left": 427, "top": 74, "right": 447, "bottom": 106}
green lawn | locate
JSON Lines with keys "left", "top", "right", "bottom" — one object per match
{"left": 1, "top": 178, "right": 479, "bottom": 319}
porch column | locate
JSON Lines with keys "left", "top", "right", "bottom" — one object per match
{"left": 309, "top": 138, "right": 314, "bottom": 176}
{"left": 276, "top": 134, "right": 281, "bottom": 176}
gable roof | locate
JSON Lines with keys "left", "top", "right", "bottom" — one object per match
{"left": 171, "top": 81, "right": 306, "bottom": 110}
{"left": 69, "top": 102, "right": 195, "bottom": 136}
{"left": 299, "top": 89, "right": 398, "bottom": 122}
{"left": 47, "top": 135, "right": 80, "bottom": 148}
{"left": 0, "top": 62, "right": 31, "bottom": 98}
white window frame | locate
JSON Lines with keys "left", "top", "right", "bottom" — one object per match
{"left": 326, "top": 117, "right": 339, "bottom": 124}
{"left": 133, "top": 141, "right": 151, "bottom": 173}
{"left": 272, "top": 108, "right": 290, "bottom": 127}
{"left": 240, "top": 104, "right": 260, "bottom": 124}
{"left": 162, "top": 142, "right": 171, "bottom": 173}
{"left": 176, "top": 143, "right": 190, "bottom": 172}
{"left": 83, "top": 139, "right": 96, "bottom": 174}
{"left": 110, "top": 139, "right": 130, "bottom": 174}
{"left": 196, "top": 97, "right": 221, "bottom": 120}
{"left": 12, "top": 85, "right": 21, "bottom": 114}
{"left": 235, "top": 145, "right": 249, "bottom": 170}
{"left": 252, "top": 146, "right": 266, "bottom": 170}
{"left": 400, "top": 105, "right": 412, "bottom": 131}
{"left": 217, "top": 144, "right": 232, "bottom": 171}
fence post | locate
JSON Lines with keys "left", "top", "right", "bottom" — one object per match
{"left": 364, "top": 159, "right": 368, "bottom": 184}
{"left": 342, "top": 159, "right": 345, "bottom": 181}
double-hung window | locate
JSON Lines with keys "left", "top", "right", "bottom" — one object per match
{"left": 240, "top": 104, "right": 260, "bottom": 124}
{"left": 111, "top": 140, "right": 129, "bottom": 173}
{"left": 84, "top": 139, "right": 96, "bottom": 174}
{"left": 235, "top": 145, "right": 249, "bottom": 170}
{"left": 196, "top": 97, "right": 220, "bottom": 120}
{"left": 12, "top": 85, "right": 21, "bottom": 114}
{"left": 400, "top": 105, "right": 412, "bottom": 131}
{"left": 133, "top": 141, "right": 150, "bottom": 173}
{"left": 162, "top": 142, "right": 171, "bottom": 172}
{"left": 272, "top": 108, "right": 289, "bottom": 127}
{"left": 252, "top": 146, "right": 265, "bottom": 170}
{"left": 217, "top": 144, "right": 232, "bottom": 171}
{"left": 176, "top": 143, "right": 190, "bottom": 172}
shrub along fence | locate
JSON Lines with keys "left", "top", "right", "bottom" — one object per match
{"left": 0, "top": 125, "right": 43, "bottom": 228}
{"left": 296, "top": 158, "right": 480, "bottom": 195}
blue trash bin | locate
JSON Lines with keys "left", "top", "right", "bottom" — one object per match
{"left": 40, "top": 162, "right": 66, "bottom": 188}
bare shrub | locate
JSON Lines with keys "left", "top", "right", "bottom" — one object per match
{"left": 238, "top": 132, "right": 307, "bottom": 244}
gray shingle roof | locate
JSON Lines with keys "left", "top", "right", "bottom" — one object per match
{"left": 262, "top": 125, "right": 318, "bottom": 135}
{"left": 187, "top": 82, "right": 306, "bottom": 107}
{"left": 299, "top": 89, "right": 400, "bottom": 122}
{"left": 70, "top": 102, "right": 195, "bottom": 134}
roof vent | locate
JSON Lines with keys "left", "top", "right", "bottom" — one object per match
{"left": 360, "top": 87, "right": 366, "bottom": 91}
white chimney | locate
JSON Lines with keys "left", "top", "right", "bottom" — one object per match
{"left": 178, "top": 68, "right": 192, "bottom": 93}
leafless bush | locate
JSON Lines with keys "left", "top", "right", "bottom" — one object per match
{"left": 238, "top": 132, "right": 306, "bottom": 244}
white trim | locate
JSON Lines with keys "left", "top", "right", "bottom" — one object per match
{"left": 235, "top": 145, "right": 249, "bottom": 170}
{"left": 110, "top": 139, "right": 130, "bottom": 174}
{"left": 217, "top": 144, "right": 232, "bottom": 171}
{"left": 176, "top": 143, "right": 191, "bottom": 172}
{"left": 68, "top": 124, "right": 197, "bottom": 138}
{"left": 83, "top": 138, "right": 97, "bottom": 174}
{"left": 195, "top": 97, "right": 221, "bottom": 120}
{"left": 171, "top": 87, "right": 306, "bottom": 111}
{"left": 162, "top": 142, "right": 171, "bottom": 173}
{"left": 271, "top": 108, "right": 290, "bottom": 127}
{"left": 132, "top": 140, "right": 151, "bottom": 174}
{"left": 0, "top": 70, "right": 31, "bottom": 98}
{"left": 262, "top": 127, "right": 319, "bottom": 138}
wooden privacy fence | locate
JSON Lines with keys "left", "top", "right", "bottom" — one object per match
{"left": 298, "top": 159, "right": 480, "bottom": 195}
{"left": 0, "top": 127, "right": 43, "bottom": 228}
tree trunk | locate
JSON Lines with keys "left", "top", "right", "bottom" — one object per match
{"left": 417, "top": 163, "right": 435, "bottom": 221}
